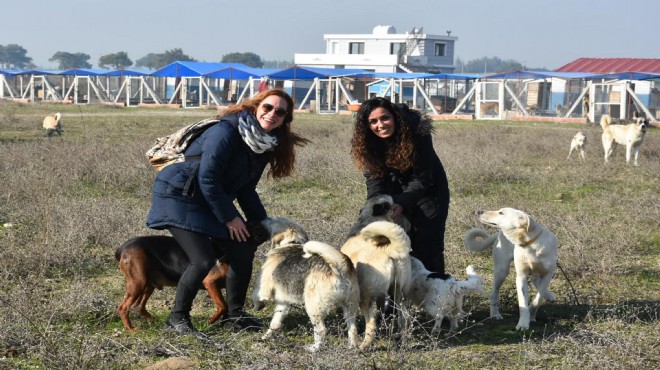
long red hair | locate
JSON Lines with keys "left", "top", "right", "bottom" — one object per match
{"left": 219, "top": 89, "right": 310, "bottom": 179}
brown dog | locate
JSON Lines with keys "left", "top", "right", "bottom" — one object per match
{"left": 115, "top": 235, "right": 229, "bottom": 331}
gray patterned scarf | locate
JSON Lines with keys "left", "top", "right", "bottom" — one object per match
{"left": 237, "top": 112, "right": 278, "bottom": 154}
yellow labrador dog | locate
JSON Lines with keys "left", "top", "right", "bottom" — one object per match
{"left": 341, "top": 220, "right": 412, "bottom": 351}
{"left": 600, "top": 114, "right": 649, "bottom": 166}
{"left": 465, "top": 208, "right": 558, "bottom": 330}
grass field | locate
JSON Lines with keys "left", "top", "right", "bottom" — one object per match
{"left": 0, "top": 101, "right": 658, "bottom": 369}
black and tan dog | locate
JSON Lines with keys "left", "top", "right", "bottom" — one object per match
{"left": 115, "top": 224, "right": 267, "bottom": 332}
{"left": 115, "top": 236, "right": 229, "bottom": 331}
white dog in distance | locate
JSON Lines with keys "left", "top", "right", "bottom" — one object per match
{"left": 567, "top": 131, "right": 587, "bottom": 160}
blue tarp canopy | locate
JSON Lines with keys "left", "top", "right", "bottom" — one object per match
{"left": 482, "top": 70, "right": 595, "bottom": 80}
{"left": 102, "top": 68, "right": 154, "bottom": 76}
{"left": 17, "top": 69, "right": 63, "bottom": 75}
{"left": 151, "top": 61, "right": 250, "bottom": 77}
{"left": 425, "top": 72, "right": 480, "bottom": 80}
{"left": 267, "top": 66, "right": 369, "bottom": 80}
{"left": 585, "top": 71, "right": 660, "bottom": 80}
{"left": 204, "top": 66, "right": 281, "bottom": 80}
{"left": 58, "top": 68, "right": 112, "bottom": 76}
{"left": 0, "top": 68, "right": 24, "bottom": 76}
{"left": 349, "top": 72, "right": 433, "bottom": 79}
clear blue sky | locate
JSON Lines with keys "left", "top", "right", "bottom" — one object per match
{"left": 2, "top": 0, "right": 658, "bottom": 70}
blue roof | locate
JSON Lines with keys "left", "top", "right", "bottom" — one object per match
{"left": 204, "top": 66, "right": 281, "bottom": 79}
{"left": 0, "top": 68, "right": 24, "bottom": 76}
{"left": 59, "top": 68, "right": 112, "bottom": 76}
{"left": 151, "top": 61, "right": 250, "bottom": 77}
{"left": 482, "top": 70, "right": 595, "bottom": 80}
{"left": 267, "top": 66, "right": 369, "bottom": 80}
{"left": 103, "top": 68, "right": 155, "bottom": 76}
{"left": 584, "top": 71, "right": 660, "bottom": 80}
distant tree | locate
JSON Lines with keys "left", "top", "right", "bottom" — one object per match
{"left": 135, "top": 53, "right": 159, "bottom": 69}
{"left": 135, "top": 48, "right": 196, "bottom": 70}
{"left": 0, "top": 44, "right": 34, "bottom": 69}
{"left": 456, "top": 56, "right": 548, "bottom": 74}
{"left": 98, "top": 51, "right": 132, "bottom": 69}
{"left": 263, "top": 59, "right": 294, "bottom": 69}
{"left": 49, "top": 51, "right": 92, "bottom": 69}
{"left": 222, "top": 52, "right": 264, "bottom": 68}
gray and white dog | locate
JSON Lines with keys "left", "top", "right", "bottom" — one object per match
{"left": 252, "top": 217, "right": 360, "bottom": 352}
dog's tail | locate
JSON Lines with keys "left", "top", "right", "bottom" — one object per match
{"left": 303, "top": 240, "right": 354, "bottom": 277}
{"left": 600, "top": 114, "right": 611, "bottom": 130}
{"left": 359, "top": 220, "right": 411, "bottom": 259}
{"left": 453, "top": 265, "right": 486, "bottom": 296}
{"left": 464, "top": 227, "right": 498, "bottom": 253}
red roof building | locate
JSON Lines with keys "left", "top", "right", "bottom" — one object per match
{"left": 555, "top": 58, "right": 660, "bottom": 73}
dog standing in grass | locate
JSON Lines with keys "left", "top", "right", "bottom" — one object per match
{"left": 43, "top": 112, "right": 63, "bottom": 138}
{"left": 465, "top": 208, "right": 558, "bottom": 331}
{"left": 567, "top": 131, "right": 587, "bottom": 160}
{"left": 600, "top": 114, "right": 649, "bottom": 166}
{"left": 252, "top": 217, "right": 360, "bottom": 352}
{"left": 115, "top": 235, "right": 229, "bottom": 332}
{"left": 406, "top": 257, "right": 485, "bottom": 336}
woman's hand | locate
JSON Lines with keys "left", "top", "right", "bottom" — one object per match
{"left": 226, "top": 217, "right": 250, "bottom": 242}
{"left": 391, "top": 203, "right": 404, "bottom": 219}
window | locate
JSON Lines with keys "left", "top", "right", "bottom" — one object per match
{"left": 434, "top": 43, "right": 446, "bottom": 57}
{"left": 349, "top": 42, "right": 365, "bottom": 55}
{"left": 390, "top": 42, "right": 405, "bottom": 55}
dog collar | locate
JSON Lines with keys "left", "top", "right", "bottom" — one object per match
{"left": 518, "top": 231, "right": 542, "bottom": 247}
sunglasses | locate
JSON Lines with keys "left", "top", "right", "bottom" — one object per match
{"left": 261, "top": 103, "right": 288, "bottom": 118}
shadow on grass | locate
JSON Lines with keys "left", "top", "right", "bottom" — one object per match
{"left": 433, "top": 300, "right": 659, "bottom": 347}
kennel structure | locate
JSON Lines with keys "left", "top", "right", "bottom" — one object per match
{"left": 455, "top": 70, "right": 660, "bottom": 122}
{"left": 2, "top": 61, "right": 659, "bottom": 122}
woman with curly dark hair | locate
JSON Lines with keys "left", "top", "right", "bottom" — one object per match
{"left": 351, "top": 97, "right": 450, "bottom": 276}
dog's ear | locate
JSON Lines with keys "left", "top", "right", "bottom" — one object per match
{"left": 271, "top": 232, "right": 285, "bottom": 249}
{"left": 516, "top": 212, "right": 530, "bottom": 232}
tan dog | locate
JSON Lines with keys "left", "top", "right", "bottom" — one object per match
{"left": 341, "top": 220, "right": 412, "bottom": 351}
{"left": 567, "top": 131, "right": 587, "bottom": 160}
{"left": 406, "top": 257, "right": 485, "bottom": 336}
{"left": 600, "top": 114, "right": 649, "bottom": 166}
{"left": 466, "top": 208, "right": 558, "bottom": 331}
{"left": 42, "top": 112, "right": 63, "bottom": 138}
{"left": 252, "top": 217, "right": 360, "bottom": 352}
{"left": 480, "top": 102, "right": 499, "bottom": 116}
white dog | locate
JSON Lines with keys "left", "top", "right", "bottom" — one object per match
{"left": 252, "top": 217, "right": 360, "bottom": 352}
{"left": 567, "top": 131, "right": 587, "bottom": 160}
{"left": 465, "top": 208, "right": 558, "bottom": 330}
{"left": 341, "top": 220, "right": 412, "bottom": 351}
{"left": 406, "top": 257, "right": 485, "bottom": 336}
{"left": 600, "top": 114, "right": 649, "bottom": 166}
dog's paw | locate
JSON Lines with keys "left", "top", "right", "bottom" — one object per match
{"left": 490, "top": 307, "right": 503, "bottom": 320}
{"left": 515, "top": 320, "right": 530, "bottom": 331}
{"left": 261, "top": 330, "right": 274, "bottom": 340}
{"left": 305, "top": 343, "right": 322, "bottom": 352}
{"left": 253, "top": 301, "right": 266, "bottom": 311}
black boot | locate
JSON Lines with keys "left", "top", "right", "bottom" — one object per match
{"left": 166, "top": 283, "right": 199, "bottom": 335}
{"left": 225, "top": 274, "right": 262, "bottom": 331}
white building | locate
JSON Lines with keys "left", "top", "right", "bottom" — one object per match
{"left": 295, "top": 25, "right": 457, "bottom": 73}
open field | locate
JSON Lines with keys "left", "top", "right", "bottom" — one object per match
{"left": 0, "top": 101, "right": 658, "bottom": 369}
